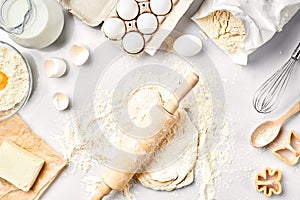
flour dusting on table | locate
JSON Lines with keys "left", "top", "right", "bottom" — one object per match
{"left": 53, "top": 51, "right": 235, "bottom": 199}
{"left": 196, "top": 123, "right": 234, "bottom": 199}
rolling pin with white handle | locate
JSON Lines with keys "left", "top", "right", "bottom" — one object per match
{"left": 92, "top": 73, "right": 199, "bottom": 200}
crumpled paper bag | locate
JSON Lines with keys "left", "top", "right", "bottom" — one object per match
{"left": 192, "top": 0, "right": 300, "bottom": 65}
{"left": 0, "top": 115, "right": 67, "bottom": 200}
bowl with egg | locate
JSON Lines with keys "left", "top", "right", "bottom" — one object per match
{"left": 0, "top": 41, "right": 32, "bottom": 121}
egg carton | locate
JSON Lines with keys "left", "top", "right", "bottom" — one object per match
{"left": 57, "top": 0, "right": 195, "bottom": 55}
{"left": 57, "top": 0, "right": 118, "bottom": 26}
{"left": 102, "top": 0, "right": 194, "bottom": 55}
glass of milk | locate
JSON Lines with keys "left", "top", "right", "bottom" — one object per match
{"left": 0, "top": 0, "right": 64, "bottom": 49}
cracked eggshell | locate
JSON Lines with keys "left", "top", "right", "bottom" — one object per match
{"left": 68, "top": 44, "right": 89, "bottom": 66}
{"left": 137, "top": 13, "right": 158, "bottom": 35}
{"left": 44, "top": 57, "right": 67, "bottom": 78}
{"left": 117, "top": 0, "right": 139, "bottom": 20}
{"left": 122, "top": 31, "right": 145, "bottom": 54}
{"left": 52, "top": 92, "right": 70, "bottom": 111}
{"left": 103, "top": 18, "right": 126, "bottom": 40}
{"left": 150, "top": 0, "right": 172, "bottom": 16}
{"left": 173, "top": 35, "right": 202, "bottom": 57}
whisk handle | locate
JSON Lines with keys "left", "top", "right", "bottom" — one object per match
{"left": 292, "top": 42, "right": 300, "bottom": 60}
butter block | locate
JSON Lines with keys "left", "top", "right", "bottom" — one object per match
{"left": 0, "top": 141, "right": 45, "bottom": 192}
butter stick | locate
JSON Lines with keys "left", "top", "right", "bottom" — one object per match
{"left": 0, "top": 141, "right": 45, "bottom": 192}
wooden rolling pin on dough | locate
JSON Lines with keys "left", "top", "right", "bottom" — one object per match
{"left": 91, "top": 73, "right": 199, "bottom": 200}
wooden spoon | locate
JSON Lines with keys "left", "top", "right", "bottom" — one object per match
{"left": 250, "top": 100, "right": 300, "bottom": 148}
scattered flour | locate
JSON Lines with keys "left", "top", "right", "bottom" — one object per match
{"left": 53, "top": 115, "right": 98, "bottom": 173}
{"left": 81, "top": 175, "right": 101, "bottom": 194}
{"left": 195, "top": 123, "right": 234, "bottom": 200}
{"left": 54, "top": 51, "right": 236, "bottom": 199}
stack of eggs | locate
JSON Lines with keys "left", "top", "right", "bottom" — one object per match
{"left": 103, "top": 0, "right": 176, "bottom": 54}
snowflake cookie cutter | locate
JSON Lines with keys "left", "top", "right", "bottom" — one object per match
{"left": 255, "top": 167, "right": 282, "bottom": 197}
{"left": 273, "top": 130, "right": 300, "bottom": 166}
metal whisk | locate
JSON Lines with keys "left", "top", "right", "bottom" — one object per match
{"left": 253, "top": 42, "right": 300, "bottom": 113}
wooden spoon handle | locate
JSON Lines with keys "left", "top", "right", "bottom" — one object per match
{"left": 277, "top": 100, "right": 300, "bottom": 125}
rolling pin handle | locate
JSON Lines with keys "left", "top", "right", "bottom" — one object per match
{"left": 164, "top": 72, "right": 199, "bottom": 114}
{"left": 175, "top": 72, "right": 199, "bottom": 102}
{"left": 91, "top": 182, "right": 112, "bottom": 200}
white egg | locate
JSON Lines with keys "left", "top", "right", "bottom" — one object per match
{"left": 117, "top": 0, "right": 139, "bottom": 20}
{"left": 44, "top": 57, "right": 67, "bottom": 78}
{"left": 173, "top": 35, "right": 203, "bottom": 57}
{"left": 137, "top": 13, "right": 158, "bottom": 34}
{"left": 150, "top": 0, "right": 172, "bottom": 16}
{"left": 103, "top": 18, "right": 126, "bottom": 40}
{"left": 122, "top": 31, "right": 145, "bottom": 54}
{"left": 52, "top": 92, "right": 70, "bottom": 111}
{"left": 68, "top": 44, "right": 90, "bottom": 66}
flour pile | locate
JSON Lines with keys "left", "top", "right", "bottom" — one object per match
{"left": 0, "top": 48, "right": 29, "bottom": 111}
{"left": 193, "top": 0, "right": 300, "bottom": 65}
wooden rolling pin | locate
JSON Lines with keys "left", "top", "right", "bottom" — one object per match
{"left": 92, "top": 73, "right": 199, "bottom": 200}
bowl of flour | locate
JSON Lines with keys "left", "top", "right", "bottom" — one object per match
{"left": 0, "top": 41, "right": 32, "bottom": 121}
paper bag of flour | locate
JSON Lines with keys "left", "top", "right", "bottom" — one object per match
{"left": 192, "top": 0, "right": 300, "bottom": 65}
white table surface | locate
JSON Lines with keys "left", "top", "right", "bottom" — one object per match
{"left": 1, "top": 1, "right": 300, "bottom": 200}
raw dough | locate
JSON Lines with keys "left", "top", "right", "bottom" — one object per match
{"left": 136, "top": 110, "right": 199, "bottom": 191}
{"left": 94, "top": 83, "right": 199, "bottom": 191}
{"left": 126, "top": 86, "right": 199, "bottom": 191}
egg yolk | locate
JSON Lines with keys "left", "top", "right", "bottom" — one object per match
{"left": 0, "top": 71, "right": 8, "bottom": 90}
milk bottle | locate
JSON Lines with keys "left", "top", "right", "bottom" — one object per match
{"left": 0, "top": 0, "right": 64, "bottom": 49}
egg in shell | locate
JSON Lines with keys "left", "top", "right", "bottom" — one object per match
{"left": 103, "top": 18, "right": 126, "bottom": 40}
{"left": 150, "top": 0, "right": 172, "bottom": 16}
{"left": 173, "top": 35, "right": 203, "bottom": 57}
{"left": 137, "top": 13, "right": 158, "bottom": 35}
{"left": 122, "top": 31, "right": 145, "bottom": 54}
{"left": 117, "top": 0, "right": 139, "bottom": 20}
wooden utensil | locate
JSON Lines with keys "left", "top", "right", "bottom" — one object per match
{"left": 250, "top": 100, "right": 300, "bottom": 148}
{"left": 91, "top": 73, "right": 199, "bottom": 200}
